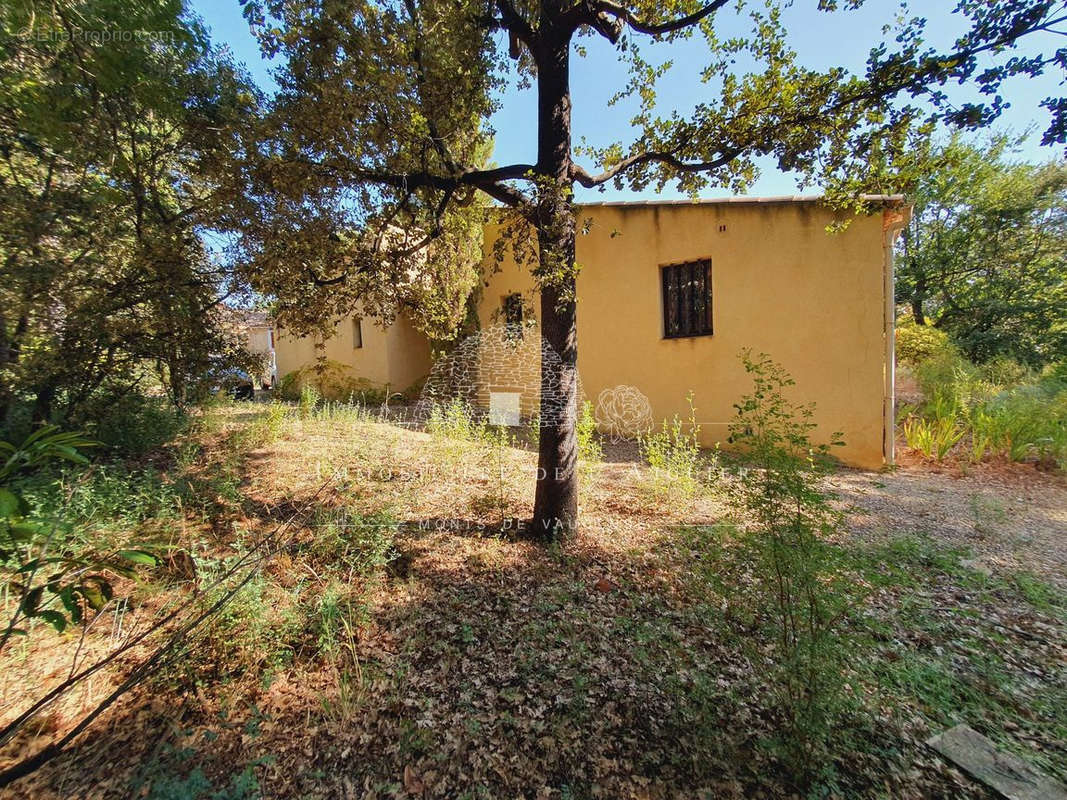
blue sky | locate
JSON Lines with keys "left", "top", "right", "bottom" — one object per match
{"left": 190, "top": 0, "right": 1065, "bottom": 201}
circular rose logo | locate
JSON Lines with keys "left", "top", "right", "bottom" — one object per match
{"left": 595, "top": 385, "right": 652, "bottom": 442}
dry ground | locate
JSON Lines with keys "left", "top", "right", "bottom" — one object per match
{"left": 839, "top": 461, "right": 1067, "bottom": 588}
{"left": 2, "top": 404, "right": 1064, "bottom": 799}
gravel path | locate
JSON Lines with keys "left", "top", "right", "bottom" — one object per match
{"left": 836, "top": 464, "right": 1067, "bottom": 588}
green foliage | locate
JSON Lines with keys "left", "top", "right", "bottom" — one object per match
{"left": 1, "top": 426, "right": 159, "bottom": 649}
{"left": 476, "top": 425, "right": 516, "bottom": 529}
{"left": 913, "top": 349, "right": 973, "bottom": 403}
{"left": 132, "top": 739, "right": 266, "bottom": 800}
{"left": 897, "top": 135, "right": 1067, "bottom": 367}
{"left": 277, "top": 361, "right": 387, "bottom": 406}
{"left": 901, "top": 415, "right": 966, "bottom": 459}
{"left": 895, "top": 319, "right": 954, "bottom": 366}
{"left": 905, "top": 348, "right": 1067, "bottom": 467}
{"left": 576, "top": 401, "right": 602, "bottom": 465}
{"left": 979, "top": 382, "right": 1067, "bottom": 464}
{"left": 979, "top": 356, "right": 1035, "bottom": 387}
{"left": 229, "top": 402, "right": 289, "bottom": 451}
{"left": 81, "top": 395, "right": 191, "bottom": 458}
{"left": 306, "top": 508, "right": 399, "bottom": 584}
{"left": 20, "top": 463, "right": 185, "bottom": 531}
{"left": 639, "top": 394, "right": 702, "bottom": 501}
{"left": 426, "top": 398, "right": 488, "bottom": 444}
{"left": 576, "top": 401, "right": 602, "bottom": 504}
{"left": 726, "top": 351, "right": 854, "bottom": 774}
{"left": 298, "top": 383, "right": 321, "bottom": 418}
{"left": 0, "top": 425, "right": 94, "bottom": 482}
{"left": 0, "top": 0, "right": 261, "bottom": 426}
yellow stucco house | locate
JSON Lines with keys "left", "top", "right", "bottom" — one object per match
{"left": 274, "top": 196, "right": 909, "bottom": 468}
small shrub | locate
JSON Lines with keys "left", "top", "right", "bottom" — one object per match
{"left": 526, "top": 412, "right": 541, "bottom": 448}
{"left": 1, "top": 427, "right": 160, "bottom": 648}
{"left": 639, "top": 393, "right": 701, "bottom": 501}
{"left": 895, "top": 320, "right": 954, "bottom": 366}
{"left": 275, "top": 370, "right": 301, "bottom": 400}
{"left": 576, "top": 400, "right": 602, "bottom": 463}
{"left": 727, "top": 351, "right": 855, "bottom": 776}
{"left": 307, "top": 507, "right": 398, "bottom": 579}
{"left": 476, "top": 425, "right": 515, "bottom": 529}
{"left": 978, "top": 356, "right": 1033, "bottom": 387}
{"left": 277, "top": 360, "right": 387, "bottom": 404}
{"left": 82, "top": 395, "right": 189, "bottom": 457}
{"left": 426, "top": 398, "right": 487, "bottom": 444}
{"left": 914, "top": 349, "right": 972, "bottom": 402}
{"left": 298, "top": 383, "right": 321, "bottom": 418}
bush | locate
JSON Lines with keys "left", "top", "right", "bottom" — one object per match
{"left": 914, "top": 348, "right": 971, "bottom": 403}
{"left": 1046, "top": 361, "right": 1067, "bottom": 382}
{"left": 276, "top": 360, "right": 387, "bottom": 405}
{"left": 979, "top": 380, "right": 1067, "bottom": 464}
{"left": 576, "top": 401, "right": 602, "bottom": 464}
{"left": 1, "top": 427, "right": 160, "bottom": 647}
{"left": 895, "top": 320, "right": 954, "bottom": 366}
{"left": 639, "top": 393, "right": 702, "bottom": 501}
{"left": 904, "top": 345, "right": 1067, "bottom": 467}
{"left": 426, "top": 398, "right": 487, "bottom": 443}
{"left": 80, "top": 395, "right": 189, "bottom": 458}
{"left": 727, "top": 351, "right": 854, "bottom": 774}
{"left": 977, "top": 356, "right": 1033, "bottom": 387}
{"left": 298, "top": 383, "right": 321, "bottom": 418}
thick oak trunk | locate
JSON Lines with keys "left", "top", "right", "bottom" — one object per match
{"left": 532, "top": 235, "right": 579, "bottom": 538}
{"left": 531, "top": 28, "right": 579, "bottom": 538}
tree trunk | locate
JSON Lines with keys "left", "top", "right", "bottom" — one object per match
{"left": 31, "top": 381, "right": 55, "bottom": 425}
{"left": 531, "top": 28, "right": 579, "bottom": 538}
{"left": 911, "top": 272, "right": 926, "bottom": 325}
{"left": 532, "top": 251, "right": 579, "bottom": 538}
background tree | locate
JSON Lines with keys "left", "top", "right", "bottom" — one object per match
{"left": 234, "top": 0, "right": 1067, "bottom": 536}
{"left": 0, "top": 0, "right": 260, "bottom": 430}
{"left": 897, "top": 136, "right": 1067, "bottom": 367}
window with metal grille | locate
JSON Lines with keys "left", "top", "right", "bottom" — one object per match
{"left": 661, "top": 259, "right": 712, "bottom": 338}
{"left": 502, "top": 292, "right": 524, "bottom": 327}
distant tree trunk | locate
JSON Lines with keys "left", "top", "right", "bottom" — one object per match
{"left": 911, "top": 271, "right": 927, "bottom": 325}
{"left": 31, "top": 381, "right": 55, "bottom": 425}
{"left": 0, "top": 308, "right": 28, "bottom": 428}
{"left": 531, "top": 26, "right": 579, "bottom": 538}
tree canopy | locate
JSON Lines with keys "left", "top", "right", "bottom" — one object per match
{"left": 0, "top": 0, "right": 260, "bottom": 428}
{"left": 897, "top": 136, "right": 1067, "bottom": 367}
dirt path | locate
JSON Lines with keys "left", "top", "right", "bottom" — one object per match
{"left": 836, "top": 463, "right": 1067, "bottom": 588}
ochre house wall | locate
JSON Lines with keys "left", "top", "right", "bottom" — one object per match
{"left": 384, "top": 313, "right": 434, "bottom": 391}
{"left": 275, "top": 312, "right": 432, "bottom": 394}
{"left": 479, "top": 201, "right": 892, "bottom": 468}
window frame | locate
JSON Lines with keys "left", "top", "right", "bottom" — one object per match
{"left": 660, "top": 258, "right": 713, "bottom": 340}
{"left": 502, "top": 292, "right": 524, "bottom": 327}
